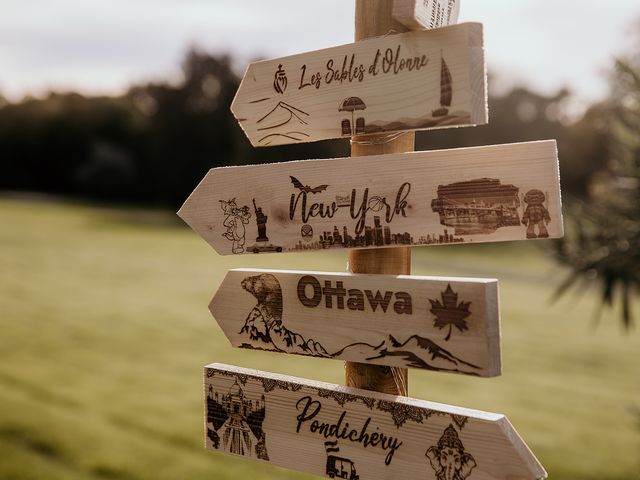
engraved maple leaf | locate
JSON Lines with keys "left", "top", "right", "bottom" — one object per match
{"left": 429, "top": 284, "right": 472, "bottom": 341}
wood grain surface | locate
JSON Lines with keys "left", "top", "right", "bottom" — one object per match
{"left": 204, "top": 363, "right": 547, "bottom": 480}
{"left": 346, "top": 0, "right": 417, "bottom": 399}
{"left": 230, "top": 22, "right": 486, "bottom": 146}
{"left": 393, "top": 0, "right": 461, "bottom": 30}
{"left": 178, "top": 140, "right": 563, "bottom": 256}
{"left": 210, "top": 269, "right": 500, "bottom": 376}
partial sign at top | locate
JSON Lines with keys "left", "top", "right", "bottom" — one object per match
{"left": 178, "top": 140, "right": 563, "bottom": 256}
{"left": 231, "top": 23, "right": 486, "bottom": 147}
{"left": 393, "top": 0, "right": 461, "bottom": 30}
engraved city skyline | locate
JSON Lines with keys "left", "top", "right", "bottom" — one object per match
{"left": 216, "top": 174, "right": 551, "bottom": 254}
{"left": 291, "top": 217, "right": 464, "bottom": 251}
{"left": 177, "top": 141, "right": 563, "bottom": 256}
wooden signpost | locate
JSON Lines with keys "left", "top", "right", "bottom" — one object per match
{"left": 179, "top": 141, "right": 562, "bottom": 256}
{"left": 393, "top": 0, "right": 461, "bottom": 30}
{"left": 178, "top": 1, "right": 558, "bottom": 478}
{"left": 205, "top": 364, "right": 546, "bottom": 480}
{"left": 230, "top": 22, "right": 486, "bottom": 146}
{"left": 210, "top": 269, "right": 500, "bottom": 376}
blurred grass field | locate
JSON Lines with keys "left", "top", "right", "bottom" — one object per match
{"left": 0, "top": 196, "right": 639, "bottom": 480}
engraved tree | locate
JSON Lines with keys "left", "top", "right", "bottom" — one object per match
{"left": 429, "top": 284, "right": 471, "bottom": 341}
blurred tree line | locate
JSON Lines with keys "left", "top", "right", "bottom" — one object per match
{"left": 0, "top": 48, "right": 608, "bottom": 207}
{"left": 0, "top": 50, "right": 344, "bottom": 207}
{"left": 0, "top": 45, "right": 638, "bottom": 326}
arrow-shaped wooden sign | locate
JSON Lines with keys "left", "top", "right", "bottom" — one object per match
{"left": 210, "top": 269, "right": 500, "bottom": 377}
{"left": 231, "top": 22, "right": 486, "bottom": 146}
{"left": 205, "top": 363, "right": 547, "bottom": 479}
{"left": 393, "top": 0, "right": 461, "bottom": 30}
{"left": 178, "top": 140, "right": 562, "bottom": 255}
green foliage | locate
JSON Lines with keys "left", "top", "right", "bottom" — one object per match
{"left": 554, "top": 56, "right": 640, "bottom": 329}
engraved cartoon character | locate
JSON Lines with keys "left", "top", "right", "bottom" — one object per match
{"left": 220, "top": 198, "right": 251, "bottom": 254}
{"left": 426, "top": 424, "right": 476, "bottom": 480}
{"left": 521, "top": 189, "right": 551, "bottom": 239}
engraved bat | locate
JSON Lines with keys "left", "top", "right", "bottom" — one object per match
{"left": 289, "top": 176, "right": 329, "bottom": 194}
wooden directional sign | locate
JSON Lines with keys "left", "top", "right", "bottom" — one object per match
{"left": 205, "top": 364, "right": 547, "bottom": 480}
{"left": 231, "top": 23, "right": 486, "bottom": 146}
{"left": 178, "top": 140, "right": 563, "bottom": 255}
{"left": 393, "top": 0, "right": 461, "bottom": 30}
{"left": 210, "top": 269, "right": 500, "bottom": 377}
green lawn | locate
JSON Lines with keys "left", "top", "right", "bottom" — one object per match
{"left": 0, "top": 197, "right": 638, "bottom": 480}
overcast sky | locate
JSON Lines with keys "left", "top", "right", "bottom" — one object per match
{"left": 2, "top": 0, "right": 639, "bottom": 112}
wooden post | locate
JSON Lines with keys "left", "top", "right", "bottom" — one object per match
{"left": 345, "top": 0, "right": 413, "bottom": 396}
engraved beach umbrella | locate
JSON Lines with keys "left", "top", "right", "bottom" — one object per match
{"left": 339, "top": 97, "right": 366, "bottom": 133}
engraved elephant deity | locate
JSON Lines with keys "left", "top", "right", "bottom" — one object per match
{"left": 426, "top": 424, "right": 476, "bottom": 480}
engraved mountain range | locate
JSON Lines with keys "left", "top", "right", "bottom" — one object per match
{"left": 239, "top": 311, "right": 479, "bottom": 375}
{"left": 240, "top": 314, "right": 331, "bottom": 357}
{"left": 256, "top": 101, "right": 309, "bottom": 130}
{"left": 334, "top": 334, "right": 480, "bottom": 375}
{"left": 237, "top": 273, "right": 480, "bottom": 374}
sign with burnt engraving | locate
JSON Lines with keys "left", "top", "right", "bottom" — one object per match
{"left": 210, "top": 269, "right": 500, "bottom": 376}
{"left": 178, "top": 140, "right": 562, "bottom": 255}
{"left": 230, "top": 22, "right": 486, "bottom": 146}
{"left": 205, "top": 364, "right": 546, "bottom": 480}
{"left": 393, "top": 0, "right": 461, "bottom": 30}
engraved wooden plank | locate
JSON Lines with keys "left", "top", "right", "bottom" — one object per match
{"left": 178, "top": 140, "right": 563, "bottom": 255}
{"left": 210, "top": 269, "right": 500, "bottom": 377}
{"left": 204, "top": 363, "right": 547, "bottom": 479}
{"left": 393, "top": 0, "right": 461, "bottom": 30}
{"left": 231, "top": 22, "right": 486, "bottom": 147}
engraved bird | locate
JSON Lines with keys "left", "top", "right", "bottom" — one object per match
{"left": 289, "top": 176, "right": 329, "bottom": 194}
